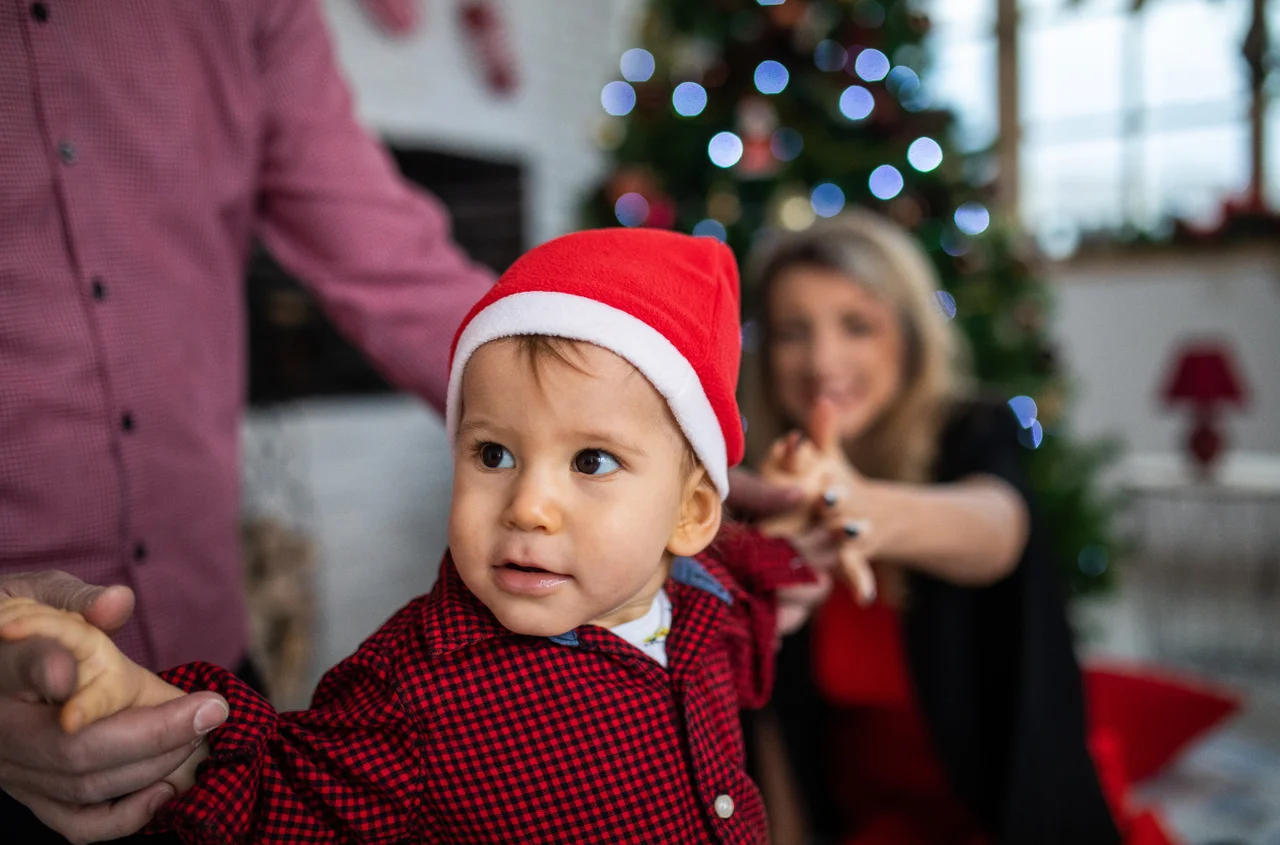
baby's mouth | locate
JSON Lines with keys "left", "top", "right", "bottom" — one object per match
{"left": 503, "top": 562, "right": 552, "bottom": 574}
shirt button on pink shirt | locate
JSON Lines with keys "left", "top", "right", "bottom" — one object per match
{"left": 0, "top": 0, "right": 492, "bottom": 671}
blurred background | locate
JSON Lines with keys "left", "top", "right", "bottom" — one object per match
{"left": 238, "top": 1, "right": 1278, "bottom": 841}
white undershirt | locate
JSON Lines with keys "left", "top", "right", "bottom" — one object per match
{"left": 607, "top": 588, "right": 672, "bottom": 668}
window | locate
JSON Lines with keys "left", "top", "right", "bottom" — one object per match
{"left": 925, "top": 0, "right": 1270, "bottom": 247}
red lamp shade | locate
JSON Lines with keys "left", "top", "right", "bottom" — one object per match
{"left": 1161, "top": 342, "right": 1249, "bottom": 408}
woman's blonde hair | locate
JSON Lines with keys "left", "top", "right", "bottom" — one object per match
{"left": 741, "top": 209, "right": 970, "bottom": 482}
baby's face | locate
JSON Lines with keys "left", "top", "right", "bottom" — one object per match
{"left": 448, "top": 339, "right": 697, "bottom": 637}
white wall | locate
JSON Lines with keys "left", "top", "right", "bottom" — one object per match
{"left": 1049, "top": 245, "right": 1280, "bottom": 484}
{"left": 322, "top": 0, "right": 642, "bottom": 244}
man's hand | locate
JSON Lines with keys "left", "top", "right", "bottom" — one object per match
{"left": 0, "top": 571, "right": 228, "bottom": 842}
{"left": 725, "top": 467, "right": 806, "bottom": 519}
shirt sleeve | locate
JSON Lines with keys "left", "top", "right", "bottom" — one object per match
{"left": 150, "top": 645, "right": 435, "bottom": 844}
{"left": 699, "top": 523, "right": 817, "bottom": 710}
{"left": 252, "top": 0, "right": 494, "bottom": 413}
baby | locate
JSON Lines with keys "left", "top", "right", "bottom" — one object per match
{"left": 0, "top": 228, "right": 823, "bottom": 844}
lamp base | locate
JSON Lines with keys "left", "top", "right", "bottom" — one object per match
{"left": 1187, "top": 416, "right": 1223, "bottom": 482}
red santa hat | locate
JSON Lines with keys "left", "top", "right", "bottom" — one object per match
{"left": 446, "top": 228, "right": 744, "bottom": 499}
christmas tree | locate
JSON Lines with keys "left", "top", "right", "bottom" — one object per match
{"left": 582, "top": 0, "right": 1119, "bottom": 597}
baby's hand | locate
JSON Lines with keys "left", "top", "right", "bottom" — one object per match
{"left": 0, "top": 597, "right": 157, "bottom": 733}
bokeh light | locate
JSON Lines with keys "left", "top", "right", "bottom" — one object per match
{"left": 620, "top": 49, "right": 655, "bottom": 83}
{"left": 1008, "top": 395, "right": 1039, "bottom": 429}
{"left": 672, "top": 82, "right": 708, "bottom": 117}
{"left": 868, "top": 164, "right": 904, "bottom": 200}
{"left": 935, "top": 291, "right": 957, "bottom": 321}
{"left": 941, "top": 228, "right": 971, "bottom": 257}
{"left": 887, "top": 66, "right": 929, "bottom": 111}
{"left": 814, "top": 40, "right": 847, "bottom": 72}
{"left": 907, "top": 137, "right": 943, "bottom": 172}
{"left": 614, "top": 192, "right": 649, "bottom": 227}
{"left": 692, "top": 219, "right": 728, "bottom": 241}
{"left": 708, "top": 132, "right": 744, "bottom": 168}
{"left": 955, "top": 202, "right": 991, "bottom": 236}
{"left": 810, "top": 183, "right": 846, "bottom": 218}
{"left": 1078, "top": 545, "right": 1109, "bottom": 577}
{"left": 854, "top": 48, "right": 890, "bottom": 82}
{"left": 778, "top": 195, "right": 816, "bottom": 231}
{"left": 770, "top": 127, "right": 804, "bottom": 161}
{"left": 839, "top": 86, "right": 874, "bottom": 121}
{"left": 754, "top": 60, "right": 789, "bottom": 95}
{"left": 1018, "top": 419, "right": 1045, "bottom": 449}
{"left": 601, "top": 81, "right": 636, "bottom": 116}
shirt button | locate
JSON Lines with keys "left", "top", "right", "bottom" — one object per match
{"left": 121, "top": 412, "right": 135, "bottom": 432}
{"left": 713, "top": 794, "right": 734, "bottom": 819}
{"left": 58, "top": 140, "right": 76, "bottom": 165}
{"left": 133, "top": 542, "right": 148, "bottom": 562}
{"left": 91, "top": 277, "right": 107, "bottom": 300}
{"left": 31, "top": 2, "right": 49, "bottom": 22}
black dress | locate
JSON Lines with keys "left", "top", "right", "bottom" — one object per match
{"left": 759, "top": 400, "right": 1122, "bottom": 845}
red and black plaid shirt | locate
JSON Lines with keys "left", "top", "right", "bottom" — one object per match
{"left": 154, "top": 528, "right": 810, "bottom": 844}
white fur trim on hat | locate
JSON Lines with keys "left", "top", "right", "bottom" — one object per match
{"left": 446, "top": 291, "right": 729, "bottom": 499}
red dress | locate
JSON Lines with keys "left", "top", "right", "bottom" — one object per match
{"left": 811, "top": 582, "right": 1191, "bottom": 845}
{"left": 811, "top": 582, "right": 991, "bottom": 845}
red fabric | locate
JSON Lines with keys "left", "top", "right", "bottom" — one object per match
{"left": 813, "top": 584, "right": 991, "bottom": 845}
{"left": 0, "top": 0, "right": 492, "bottom": 671}
{"left": 450, "top": 228, "right": 746, "bottom": 468}
{"left": 152, "top": 535, "right": 810, "bottom": 844}
{"left": 1085, "top": 663, "right": 1240, "bottom": 785}
{"left": 812, "top": 587, "right": 1231, "bottom": 845}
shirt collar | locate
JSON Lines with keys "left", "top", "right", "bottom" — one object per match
{"left": 421, "top": 553, "right": 732, "bottom": 658}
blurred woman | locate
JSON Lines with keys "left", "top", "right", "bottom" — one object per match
{"left": 741, "top": 210, "right": 1122, "bottom": 845}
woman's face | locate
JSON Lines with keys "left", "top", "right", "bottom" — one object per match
{"left": 766, "top": 264, "right": 906, "bottom": 443}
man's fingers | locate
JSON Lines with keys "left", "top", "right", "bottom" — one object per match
{"left": 0, "top": 691, "right": 226, "bottom": 777}
{"left": 725, "top": 467, "right": 806, "bottom": 518}
{"left": 0, "top": 637, "right": 78, "bottom": 702}
{"left": 81, "top": 586, "right": 135, "bottom": 635}
{"left": 6, "top": 781, "right": 173, "bottom": 845}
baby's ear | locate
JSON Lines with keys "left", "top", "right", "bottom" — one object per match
{"left": 667, "top": 471, "right": 722, "bottom": 557}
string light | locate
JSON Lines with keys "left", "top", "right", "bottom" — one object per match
{"left": 853, "top": 48, "right": 889, "bottom": 82}
{"left": 692, "top": 219, "right": 728, "bottom": 241}
{"left": 708, "top": 132, "right": 744, "bottom": 168}
{"left": 907, "top": 137, "right": 943, "bottom": 172}
{"left": 614, "top": 193, "right": 649, "bottom": 227}
{"left": 810, "top": 183, "right": 846, "bottom": 218}
{"left": 620, "top": 49, "right": 655, "bottom": 83}
{"left": 839, "top": 86, "right": 874, "bottom": 120}
{"left": 1008, "top": 395, "right": 1038, "bottom": 429}
{"left": 754, "top": 60, "right": 789, "bottom": 95}
{"left": 770, "top": 127, "right": 804, "bottom": 161}
{"left": 601, "top": 81, "right": 636, "bottom": 116}
{"left": 955, "top": 202, "right": 990, "bottom": 235}
{"left": 814, "top": 40, "right": 847, "bottom": 72}
{"left": 935, "top": 291, "right": 957, "bottom": 321}
{"left": 868, "top": 164, "right": 903, "bottom": 199}
{"left": 672, "top": 82, "right": 708, "bottom": 117}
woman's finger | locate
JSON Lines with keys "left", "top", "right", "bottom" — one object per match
{"left": 808, "top": 397, "right": 842, "bottom": 457}
{"left": 838, "top": 543, "right": 877, "bottom": 606}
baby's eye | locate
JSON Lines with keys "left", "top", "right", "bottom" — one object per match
{"left": 479, "top": 443, "right": 515, "bottom": 469}
{"left": 573, "top": 449, "right": 621, "bottom": 476}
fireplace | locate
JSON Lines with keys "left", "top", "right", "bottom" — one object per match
{"left": 246, "top": 146, "right": 525, "bottom": 405}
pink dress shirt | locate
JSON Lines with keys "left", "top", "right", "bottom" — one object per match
{"left": 0, "top": 0, "right": 493, "bottom": 671}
